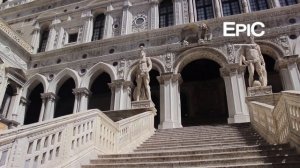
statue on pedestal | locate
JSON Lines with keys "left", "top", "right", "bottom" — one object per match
{"left": 133, "top": 46, "right": 152, "bottom": 101}
{"left": 240, "top": 36, "right": 268, "bottom": 87}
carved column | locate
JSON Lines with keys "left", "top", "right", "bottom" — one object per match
{"left": 149, "top": 0, "right": 159, "bottom": 29}
{"left": 157, "top": 73, "right": 182, "bottom": 129}
{"left": 121, "top": 0, "right": 132, "bottom": 35}
{"left": 109, "top": 80, "right": 133, "bottom": 110}
{"left": 81, "top": 10, "right": 94, "bottom": 42}
{"left": 270, "top": 0, "right": 281, "bottom": 8}
{"left": 241, "top": 0, "right": 250, "bottom": 13}
{"left": 46, "top": 18, "right": 61, "bottom": 51}
{"left": 213, "top": 0, "right": 222, "bottom": 18}
{"left": 174, "top": 0, "right": 189, "bottom": 25}
{"left": 31, "top": 22, "right": 40, "bottom": 54}
{"left": 188, "top": 0, "right": 195, "bottom": 22}
{"left": 72, "top": 87, "right": 91, "bottom": 113}
{"left": 40, "top": 92, "right": 57, "bottom": 121}
{"left": 103, "top": 4, "right": 114, "bottom": 38}
{"left": 278, "top": 55, "right": 300, "bottom": 91}
{"left": 17, "top": 97, "right": 30, "bottom": 125}
{"left": 220, "top": 64, "right": 250, "bottom": 123}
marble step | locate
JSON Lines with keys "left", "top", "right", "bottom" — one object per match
{"left": 135, "top": 140, "right": 268, "bottom": 152}
{"left": 82, "top": 155, "right": 300, "bottom": 168}
{"left": 139, "top": 138, "right": 265, "bottom": 149}
{"left": 155, "top": 127, "right": 254, "bottom": 134}
{"left": 144, "top": 135, "right": 263, "bottom": 145}
{"left": 99, "top": 144, "right": 291, "bottom": 158}
{"left": 91, "top": 149, "right": 296, "bottom": 164}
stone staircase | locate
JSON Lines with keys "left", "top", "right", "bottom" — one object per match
{"left": 82, "top": 124, "right": 300, "bottom": 167}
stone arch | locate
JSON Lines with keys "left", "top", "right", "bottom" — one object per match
{"left": 82, "top": 62, "right": 116, "bottom": 89}
{"left": 48, "top": 68, "right": 80, "bottom": 93}
{"left": 174, "top": 47, "right": 228, "bottom": 73}
{"left": 125, "top": 57, "right": 165, "bottom": 81}
{"left": 22, "top": 74, "right": 48, "bottom": 98}
{"left": 256, "top": 40, "right": 285, "bottom": 61}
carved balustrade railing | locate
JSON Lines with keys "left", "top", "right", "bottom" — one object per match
{"left": 0, "top": 108, "right": 155, "bottom": 168}
{"left": 247, "top": 91, "right": 300, "bottom": 153}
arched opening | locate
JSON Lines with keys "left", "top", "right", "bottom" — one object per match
{"left": 159, "top": 0, "right": 174, "bottom": 28}
{"left": 0, "top": 84, "right": 15, "bottom": 118}
{"left": 54, "top": 78, "right": 75, "bottom": 118}
{"left": 88, "top": 72, "right": 111, "bottom": 111}
{"left": 92, "top": 14, "right": 105, "bottom": 41}
{"left": 149, "top": 70, "right": 160, "bottom": 129}
{"left": 180, "top": 59, "right": 228, "bottom": 126}
{"left": 244, "top": 54, "right": 283, "bottom": 93}
{"left": 38, "top": 27, "right": 49, "bottom": 53}
{"left": 24, "top": 83, "right": 44, "bottom": 125}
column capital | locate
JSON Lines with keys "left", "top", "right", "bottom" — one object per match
{"left": 150, "top": 0, "right": 159, "bottom": 5}
{"left": 41, "top": 92, "right": 57, "bottom": 101}
{"left": 20, "top": 96, "right": 30, "bottom": 105}
{"left": 157, "top": 73, "right": 182, "bottom": 84}
{"left": 72, "top": 87, "right": 91, "bottom": 97}
{"left": 220, "top": 63, "right": 246, "bottom": 77}
{"left": 278, "top": 55, "right": 300, "bottom": 69}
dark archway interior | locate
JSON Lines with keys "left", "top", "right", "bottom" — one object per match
{"left": 54, "top": 78, "right": 75, "bottom": 118}
{"left": 180, "top": 59, "right": 228, "bottom": 126}
{"left": 24, "top": 83, "right": 43, "bottom": 125}
{"left": 88, "top": 72, "right": 111, "bottom": 111}
{"left": 244, "top": 54, "right": 283, "bottom": 93}
{"left": 0, "top": 84, "right": 14, "bottom": 118}
{"left": 149, "top": 70, "right": 160, "bottom": 129}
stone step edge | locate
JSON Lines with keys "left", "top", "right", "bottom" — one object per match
{"left": 85, "top": 155, "right": 300, "bottom": 166}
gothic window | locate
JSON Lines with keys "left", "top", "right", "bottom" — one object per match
{"left": 92, "top": 14, "right": 105, "bottom": 41}
{"left": 249, "top": 0, "right": 269, "bottom": 11}
{"left": 222, "top": 0, "right": 241, "bottom": 16}
{"left": 38, "top": 29, "right": 49, "bottom": 53}
{"left": 195, "top": 0, "right": 214, "bottom": 21}
{"left": 159, "top": 0, "right": 174, "bottom": 28}
{"left": 0, "top": 85, "right": 14, "bottom": 118}
{"left": 279, "top": 0, "right": 297, "bottom": 6}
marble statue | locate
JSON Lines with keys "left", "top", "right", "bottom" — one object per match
{"left": 133, "top": 46, "right": 152, "bottom": 101}
{"left": 241, "top": 36, "right": 268, "bottom": 87}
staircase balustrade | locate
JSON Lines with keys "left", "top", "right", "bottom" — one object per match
{"left": 0, "top": 108, "right": 155, "bottom": 168}
{"left": 247, "top": 91, "right": 300, "bottom": 153}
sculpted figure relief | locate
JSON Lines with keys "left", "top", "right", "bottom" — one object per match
{"left": 133, "top": 46, "right": 152, "bottom": 101}
{"left": 240, "top": 36, "right": 268, "bottom": 87}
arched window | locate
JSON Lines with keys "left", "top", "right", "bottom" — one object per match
{"left": 249, "top": 0, "right": 269, "bottom": 11}
{"left": 38, "top": 28, "right": 49, "bottom": 53}
{"left": 279, "top": 0, "right": 297, "bottom": 6}
{"left": 92, "top": 14, "right": 105, "bottom": 41}
{"left": 159, "top": 0, "right": 174, "bottom": 28}
{"left": 195, "top": 0, "right": 214, "bottom": 21}
{"left": 222, "top": 0, "right": 241, "bottom": 16}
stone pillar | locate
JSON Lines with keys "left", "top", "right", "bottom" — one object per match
{"left": 149, "top": 0, "right": 159, "bottom": 29}
{"left": 17, "top": 97, "right": 30, "bottom": 125}
{"left": 72, "top": 87, "right": 91, "bottom": 113}
{"left": 121, "top": 0, "right": 132, "bottom": 35}
{"left": 9, "top": 87, "right": 22, "bottom": 121}
{"left": 220, "top": 64, "right": 250, "bottom": 124}
{"left": 188, "top": 0, "right": 195, "bottom": 22}
{"left": 270, "top": 0, "right": 281, "bottom": 8}
{"left": 46, "top": 18, "right": 61, "bottom": 51}
{"left": 174, "top": 0, "right": 189, "bottom": 25}
{"left": 109, "top": 80, "right": 133, "bottom": 110}
{"left": 278, "top": 55, "right": 300, "bottom": 91}
{"left": 241, "top": 0, "right": 250, "bottom": 13}
{"left": 40, "top": 92, "right": 57, "bottom": 121}
{"left": 81, "top": 10, "right": 94, "bottom": 42}
{"left": 213, "top": 0, "right": 222, "bottom": 18}
{"left": 157, "top": 73, "right": 182, "bottom": 129}
{"left": 103, "top": 4, "right": 114, "bottom": 39}
{"left": 31, "top": 22, "right": 40, "bottom": 54}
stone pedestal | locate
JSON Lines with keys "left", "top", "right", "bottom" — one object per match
{"left": 131, "top": 100, "right": 155, "bottom": 109}
{"left": 247, "top": 86, "right": 272, "bottom": 96}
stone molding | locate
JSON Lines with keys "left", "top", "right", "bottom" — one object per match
{"left": 72, "top": 87, "right": 91, "bottom": 97}
{"left": 278, "top": 55, "right": 300, "bottom": 69}
{"left": 157, "top": 73, "right": 182, "bottom": 85}
{"left": 220, "top": 64, "right": 247, "bottom": 77}
{"left": 41, "top": 92, "right": 57, "bottom": 101}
